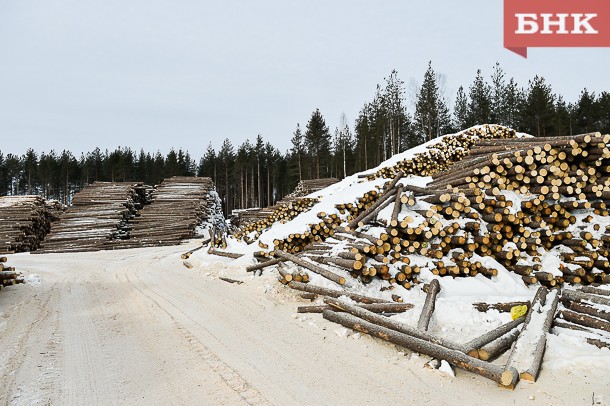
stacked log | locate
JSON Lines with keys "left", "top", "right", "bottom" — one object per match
{"left": 231, "top": 178, "right": 338, "bottom": 230}
{"left": 0, "top": 196, "right": 64, "bottom": 254}
{"left": 257, "top": 130, "right": 610, "bottom": 289}
{"left": 114, "top": 176, "right": 215, "bottom": 249}
{"left": 35, "top": 182, "right": 149, "bottom": 253}
{"left": 281, "top": 178, "right": 339, "bottom": 200}
{"left": 555, "top": 288, "right": 610, "bottom": 345}
{"left": 233, "top": 198, "right": 319, "bottom": 242}
{"left": 0, "top": 256, "right": 24, "bottom": 288}
{"left": 363, "top": 124, "right": 517, "bottom": 180}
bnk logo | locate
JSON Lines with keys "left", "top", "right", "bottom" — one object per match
{"left": 504, "top": 0, "right": 610, "bottom": 58}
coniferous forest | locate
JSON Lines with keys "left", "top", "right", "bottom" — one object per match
{"left": 2, "top": 62, "right": 610, "bottom": 215}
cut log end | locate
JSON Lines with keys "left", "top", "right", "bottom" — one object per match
{"left": 500, "top": 368, "right": 519, "bottom": 389}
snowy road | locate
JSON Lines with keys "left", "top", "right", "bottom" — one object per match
{"left": 0, "top": 243, "right": 607, "bottom": 405}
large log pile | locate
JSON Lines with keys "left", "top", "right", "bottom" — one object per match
{"left": 35, "top": 182, "right": 150, "bottom": 253}
{"left": 213, "top": 126, "right": 610, "bottom": 388}
{"left": 0, "top": 196, "right": 64, "bottom": 254}
{"left": 110, "top": 176, "right": 215, "bottom": 249}
{"left": 258, "top": 131, "right": 610, "bottom": 289}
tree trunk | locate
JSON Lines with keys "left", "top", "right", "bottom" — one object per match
{"left": 323, "top": 310, "right": 519, "bottom": 389}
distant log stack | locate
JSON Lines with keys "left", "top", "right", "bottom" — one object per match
{"left": 231, "top": 178, "right": 338, "bottom": 237}
{"left": 34, "top": 182, "right": 150, "bottom": 253}
{"left": 233, "top": 198, "right": 319, "bottom": 242}
{"left": 0, "top": 196, "right": 64, "bottom": 254}
{"left": 110, "top": 176, "right": 215, "bottom": 249}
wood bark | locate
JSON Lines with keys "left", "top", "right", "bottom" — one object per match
{"left": 417, "top": 279, "right": 440, "bottom": 331}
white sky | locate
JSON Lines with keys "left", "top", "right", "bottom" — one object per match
{"left": 1, "top": 0, "right": 609, "bottom": 160}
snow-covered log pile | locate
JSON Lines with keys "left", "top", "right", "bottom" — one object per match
{"left": 283, "top": 178, "right": 339, "bottom": 200}
{"left": 231, "top": 179, "right": 339, "bottom": 231}
{"left": 216, "top": 125, "right": 610, "bottom": 389}
{"left": 235, "top": 126, "right": 514, "bottom": 245}
{"left": 233, "top": 198, "right": 319, "bottom": 242}
{"left": 0, "top": 196, "right": 64, "bottom": 254}
{"left": 116, "top": 176, "right": 215, "bottom": 249}
{"left": 35, "top": 182, "right": 150, "bottom": 253}
{"left": 0, "top": 256, "right": 24, "bottom": 288}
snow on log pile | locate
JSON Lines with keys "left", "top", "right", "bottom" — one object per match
{"left": 35, "top": 182, "right": 149, "bottom": 253}
{"left": 0, "top": 256, "right": 24, "bottom": 289}
{"left": 231, "top": 178, "right": 338, "bottom": 234}
{"left": 0, "top": 196, "right": 63, "bottom": 254}
{"left": 202, "top": 125, "right": 610, "bottom": 389}
{"left": 116, "top": 176, "right": 215, "bottom": 249}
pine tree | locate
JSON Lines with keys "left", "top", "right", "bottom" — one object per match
{"left": 453, "top": 86, "right": 469, "bottom": 130}
{"left": 218, "top": 138, "right": 235, "bottom": 215}
{"left": 290, "top": 123, "right": 304, "bottom": 181}
{"left": 304, "top": 109, "right": 331, "bottom": 179}
{"left": 23, "top": 149, "right": 38, "bottom": 194}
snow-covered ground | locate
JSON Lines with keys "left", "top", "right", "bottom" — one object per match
{"left": 0, "top": 243, "right": 608, "bottom": 405}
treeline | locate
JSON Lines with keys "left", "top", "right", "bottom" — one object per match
{"left": 0, "top": 148, "right": 196, "bottom": 205}
{"left": 2, "top": 62, "right": 610, "bottom": 215}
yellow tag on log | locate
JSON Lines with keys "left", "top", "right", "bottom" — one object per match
{"left": 511, "top": 305, "right": 528, "bottom": 320}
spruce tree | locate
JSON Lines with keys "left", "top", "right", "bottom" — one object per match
{"left": 414, "top": 62, "right": 451, "bottom": 141}
{"left": 467, "top": 69, "right": 492, "bottom": 125}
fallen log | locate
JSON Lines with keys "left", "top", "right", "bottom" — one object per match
{"left": 473, "top": 301, "right": 530, "bottom": 313}
{"left": 558, "top": 309, "right": 610, "bottom": 333}
{"left": 275, "top": 250, "right": 346, "bottom": 285}
{"left": 417, "top": 279, "right": 440, "bottom": 331}
{"left": 207, "top": 248, "right": 244, "bottom": 259}
{"left": 462, "top": 317, "right": 525, "bottom": 358}
{"left": 478, "top": 328, "right": 521, "bottom": 361}
{"left": 562, "top": 300, "right": 610, "bottom": 322}
{"left": 297, "top": 302, "right": 414, "bottom": 314}
{"left": 505, "top": 288, "right": 559, "bottom": 382}
{"left": 324, "top": 297, "right": 465, "bottom": 351}
{"left": 562, "top": 288, "right": 610, "bottom": 308}
{"left": 322, "top": 309, "right": 519, "bottom": 389}
{"left": 287, "top": 281, "right": 389, "bottom": 304}
{"left": 579, "top": 286, "right": 610, "bottom": 297}
{"left": 246, "top": 258, "right": 283, "bottom": 273}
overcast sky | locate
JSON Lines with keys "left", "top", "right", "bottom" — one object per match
{"left": 1, "top": 0, "right": 609, "bottom": 160}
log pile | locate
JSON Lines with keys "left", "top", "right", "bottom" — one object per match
{"left": 554, "top": 287, "right": 610, "bottom": 350}
{"left": 231, "top": 178, "right": 338, "bottom": 230}
{"left": 113, "top": 176, "right": 215, "bottom": 249}
{"left": 232, "top": 198, "right": 319, "bottom": 242}
{"left": 0, "top": 196, "right": 64, "bottom": 254}
{"left": 363, "top": 124, "right": 517, "bottom": 180}
{"left": 257, "top": 130, "right": 610, "bottom": 289}
{"left": 282, "top": 178, "right": 339, "bottom": 200}
{"left": 234, "top": 126, "right": 610, "bottom": 389}
{"left": 0, "top": 256, "right": 24, "bottom": 288}
{"left": 35, "top": 182, "right": 150, "bottom": 253}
